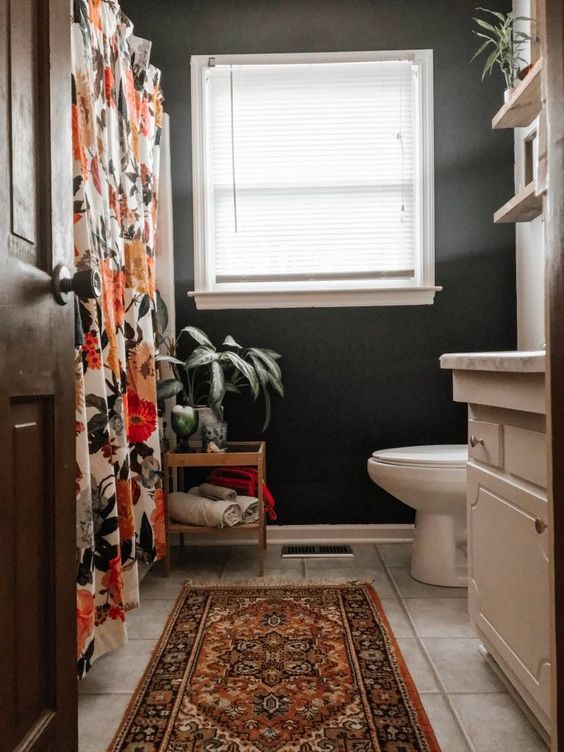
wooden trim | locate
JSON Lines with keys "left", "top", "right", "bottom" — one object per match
{"left": 167, "top": 523, "right": 415, "bottom": 546}
{"left": 190, "top": 50, "right": 437, "bottom": 309}
{"left": 541, "top": 0, "right": 564, "bottom": 747}
{"left": 190, "top": 286, "right": 442, "bottom": 310}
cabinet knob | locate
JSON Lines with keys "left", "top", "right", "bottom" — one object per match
{"left": 534, "top": 517, "right": 547, "bottom": 534}
{"left": 469, "top": 435, "right": 484, "bottom": 448}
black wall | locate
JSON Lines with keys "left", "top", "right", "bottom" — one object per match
{"left": 123, "top": 0, "right": 516, "bottom": 525}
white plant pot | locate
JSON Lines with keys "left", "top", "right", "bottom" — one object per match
{"left": 189, "top": 406, "right": 224, "bottom": 448}
{"left": 504, "top": 87, "right": 513, "bottom": 103}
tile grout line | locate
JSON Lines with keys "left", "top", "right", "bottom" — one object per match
{"left": 373, "top": 545, "right": 478, "bottom": 752}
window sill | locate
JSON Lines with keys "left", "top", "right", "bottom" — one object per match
{"left": 189, "top": 286, "right": 442, "bottom": 310}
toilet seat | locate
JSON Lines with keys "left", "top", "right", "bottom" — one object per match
{"left": 371, "top": 444, "right": 467, "bottom": 470}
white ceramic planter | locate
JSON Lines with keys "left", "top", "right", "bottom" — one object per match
{"left": 189, "top": 406, "right": 224, "bottom": 448}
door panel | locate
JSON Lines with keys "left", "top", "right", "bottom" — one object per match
{"left": 0, "top": 1, "right": 77, "bottom": 750}
{"left": 12, "top": 399, "right": 55, "bottom": 739}
{"left": 468, "top": 464, "right": 551, "bottom": 717}
{"left": 10, "top": 0, "right": 39, "bottom": 248}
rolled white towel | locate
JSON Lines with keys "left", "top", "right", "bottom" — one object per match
{"left": 198, "top": 483, "right": 237, "bottom": 502}
{"left": 169, "top": 491, "right": 242, "bottom": 528}
{"left": 236, "top": 495, "right": 259, "bottom": 524}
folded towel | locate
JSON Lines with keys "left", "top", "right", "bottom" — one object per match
{"left": 235, "top": 495, "right": 259, "bottom": 524}
{"left": 208, "top": 467, "right": 278, "bottom": 521}
{"left": 169, "top": 491, "right": 242, "bottom": 528}
{"left": 198, "top": 482, "right": 237, "bottom": 502}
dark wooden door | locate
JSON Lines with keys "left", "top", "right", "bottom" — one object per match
{"left": 0, "top": 0, "right": 77, "bottom": 750}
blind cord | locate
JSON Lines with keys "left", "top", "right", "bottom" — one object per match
{"left": 230, "top": 67, "right": 238, "bottom": 233}
{"left": 397, "top": 62, "right": 406, "bottom": 224}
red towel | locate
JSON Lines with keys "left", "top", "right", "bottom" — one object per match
{"left": 208, "top": 467, "right": 277, "bottom": 521}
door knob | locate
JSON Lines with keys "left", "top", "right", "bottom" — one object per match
{"left": 534, "top": 517, "right": 547, "bottom": 534}
{"left": 53, "top": 263, "right": 102, "bottom": 305}
{"left": 469, "top": 435, "right": 484, "bottom": 448}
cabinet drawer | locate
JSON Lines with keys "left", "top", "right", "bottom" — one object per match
{"left": 505, "top": 425, "right": 547, "bottom": 489}
{"left": 468, "top": 419, "right": 503, "bottom": 468}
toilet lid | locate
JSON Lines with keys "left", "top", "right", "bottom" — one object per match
{"left": 371, "top": 444, "right": 468, "bottom": 468}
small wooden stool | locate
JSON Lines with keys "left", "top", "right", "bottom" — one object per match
{"left": 162, "top": 441, "right": 267, "bottom": 576}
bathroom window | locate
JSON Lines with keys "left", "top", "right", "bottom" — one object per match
{"left": 190, "top": 50, "right": 437, "bottom": 309}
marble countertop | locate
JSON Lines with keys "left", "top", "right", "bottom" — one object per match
{"left": 440, "top": 350, "right": 545, "bottom": 373}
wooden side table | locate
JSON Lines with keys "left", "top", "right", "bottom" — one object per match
{"left": 162, "top": 441, "right": 266, "bottom": 576}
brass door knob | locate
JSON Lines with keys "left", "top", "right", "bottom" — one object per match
{"left": 53, "top": 263, "right": 102, "bottom": 305}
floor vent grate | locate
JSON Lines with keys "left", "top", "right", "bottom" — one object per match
{"left": 281, "top": 544, "right": 354, "bottom": 559}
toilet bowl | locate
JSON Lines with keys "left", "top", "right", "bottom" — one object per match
{"left": 367, "top": 445, "right": 468, "bottom": 587}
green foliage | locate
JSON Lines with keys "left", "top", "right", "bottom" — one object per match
{"left": 471, "top": 7, "right": 531, "bottom": 90}
{"left": 154, "top": 291, "right": 284, "bottom": 432}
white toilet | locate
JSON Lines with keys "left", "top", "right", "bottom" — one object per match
{"left": 367, "top": 445, "right": 468, "bottom": 587}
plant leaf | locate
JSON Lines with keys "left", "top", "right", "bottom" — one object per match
{"left": 155, "top": 290, "right": 168, "bottom": 333}
{"left": 220, "top": 351, "right": 260, "bottom": 398}
{"left": 186, "top": 347, "right": 218, "bottom": 369}
{"left": 157, "top": 379, "right": 184, "bottom": 401}
{"left": 223, "top": 334, "right": 242, "bottom": 348}
{"left": 262, "top": 348, "right": 282, "bottom": 360}
{"left": 224, "top": 381, "right": 241, "bottom": 394}
{"left": 248, "top": 353, "right": 269, "bottom": 387}
{"left": 260, "top": 386, "right": 271, "bottom": 433}
{"left": 476, "top": 7, "right": 506, "bottom": 21}
{"left": 179, "top": 326, "right": 215, "bottom": 349}
{"left": 248, "top": 352, "right": 284, "bottom": 399}
{"left": 155, "top": 354, "right": 184, "bottom": 366}
{"left": 474, "top": 17, "right": 497, "bottom": 32}
{"left": 209, "top": 360, "right": 225, "bottom": 413}
{"left": 247, "top": 347, "right": 282, "bottom": 380}
{"left": 482, "top": 46, "right": 499, "bottom": 79}
{"left": 266, "top": 371, "right": 285, "bottom": 398}
{"left": 470, "top": 38, "right": 494, "bottom": 63}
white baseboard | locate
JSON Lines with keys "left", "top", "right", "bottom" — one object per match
{"left": 168, "top": 524, "right": 414, "bottom": 547}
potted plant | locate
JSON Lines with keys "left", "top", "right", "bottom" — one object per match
{"left": 154, "top": 293, "right": 284, "bottom": 442}
{"left": 471, "top": 7, "right": 531, "bottom": 101}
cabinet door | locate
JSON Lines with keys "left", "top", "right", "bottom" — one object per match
{"left": 468, "top": 464, "right": 550, "bottom": 718}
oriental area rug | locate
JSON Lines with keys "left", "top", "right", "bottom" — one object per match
{"left": 109, "top": 583, "right": 440, "bottom": 752}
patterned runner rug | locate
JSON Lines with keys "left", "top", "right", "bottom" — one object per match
{"left": 109, "top": 583, "right": 440, "bottom": 751}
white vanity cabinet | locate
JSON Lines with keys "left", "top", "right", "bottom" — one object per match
{"left": 441, "top": 351, "right": 550, "bottom": 734}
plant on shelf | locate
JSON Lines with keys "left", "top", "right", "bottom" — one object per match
{"left": 471, "top": 7, "right": 531, "bottom": 96}
{"left": 154, "top": 292, "right": 284, "bottom": 432}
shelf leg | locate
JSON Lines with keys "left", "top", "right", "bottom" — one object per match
{"left": 257, "top": 455, "right": 266, "bottom": 576}
{"left": 162, "top": 457, "right": 171, "bottom": 578}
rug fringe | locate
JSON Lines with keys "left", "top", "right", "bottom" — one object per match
{"left": 180, "top": 576, "right": 372, "bottom": 588}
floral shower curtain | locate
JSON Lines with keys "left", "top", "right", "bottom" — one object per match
{"left": 72, "top": 0, "right": 165, "bottom": 677}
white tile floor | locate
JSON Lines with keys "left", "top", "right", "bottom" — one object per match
{"left": 78, "top": 542, "right": 548, "bottom": 752}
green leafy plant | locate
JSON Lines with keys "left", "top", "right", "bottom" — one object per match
{"left": 154, "top": 292, "right": 284, "bottom": 431}
{"left": 471, "top": 8, "right": 531, "bottom": 90}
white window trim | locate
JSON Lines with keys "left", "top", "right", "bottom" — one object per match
{"left": 189, "top": 49, "right": 440, "bottom": 310}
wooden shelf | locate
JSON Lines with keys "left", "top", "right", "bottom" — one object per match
{"left": 163, "top": 441, "right": 267, "bottom": 576}
{"left": 169, "top": 521, "right": 259, "bottom": 534}
{"left": 494, "top": 182, "right": 543, "bottom": 223}
{"left": 165, "top": 441, "right": 264, "bottom": 468}
{"left": 492, "top": 59, "right": 543, "bottom": 129}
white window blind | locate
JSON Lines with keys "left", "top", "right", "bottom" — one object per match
{"left": 191, "top": 52, "right": 436, "bottom": 309}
